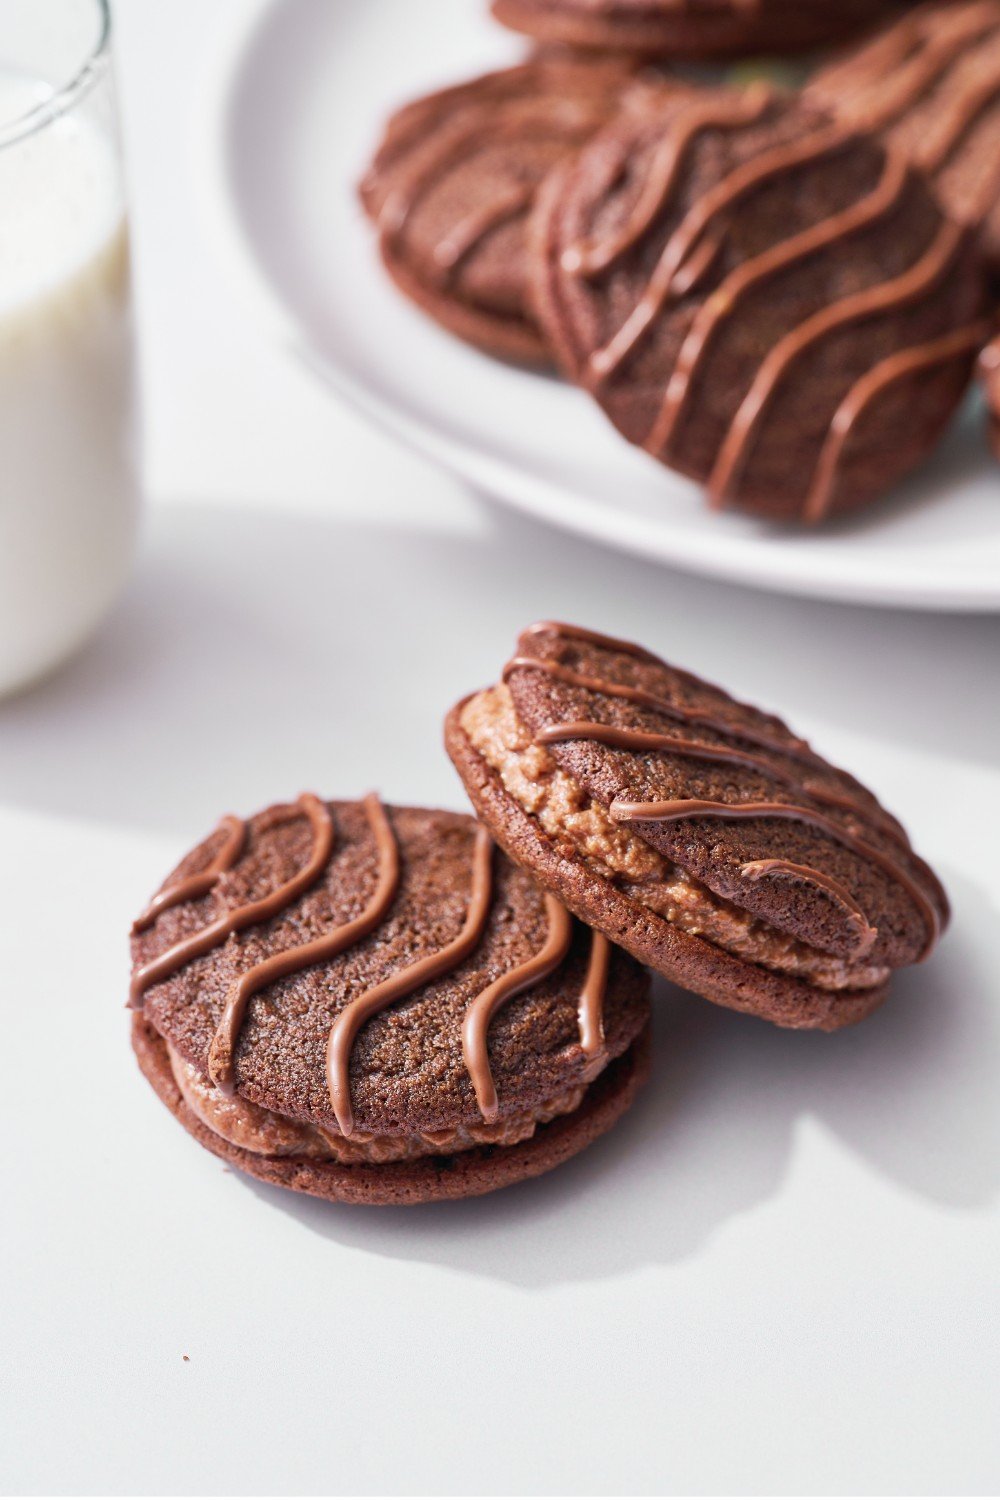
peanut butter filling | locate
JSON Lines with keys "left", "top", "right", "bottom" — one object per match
{"left": 168, "top": 1044, "right": 587, "bottom": 1166}
{"left": 461, "top": 685, "right": 889, "bottom": 993}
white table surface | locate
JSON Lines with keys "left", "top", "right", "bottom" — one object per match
{"left": 2, "top": 3, "right": 999, "bottom": 1495}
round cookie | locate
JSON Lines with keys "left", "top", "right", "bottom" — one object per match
{"left": 491, "top": 0, "right": 917, "bottom": 61}
{"left": 360, "top": 55, "right": 640, "bottom": 364}
{"left": 445, "top": 622, "right": 949, "bottom": 1031}
{"left": 806, "top": 1, "right": 1000, "bottom": 277}
{"left": 529, "top": 83, "right": 990, "bottom": 522}
{"left": 129, "top": 795, "right": 651, "bottom": 1205}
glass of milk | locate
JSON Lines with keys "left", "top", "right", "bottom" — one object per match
{"left": 0, "top": 0, "right": 137, "bottom": 697}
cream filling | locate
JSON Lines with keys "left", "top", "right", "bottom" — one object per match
{"left": 461, "top": 685, "right": 889, "bottom": 993}
{"left": 168, "top": 1045, "right": 587, "bottom": 1166}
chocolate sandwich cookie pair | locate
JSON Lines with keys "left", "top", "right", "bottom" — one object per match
{"left": 359, "top": 1, "right": 999, "bottom": 524}
{"left": 131, "top": 623, "right": 948, "bottom": 1206}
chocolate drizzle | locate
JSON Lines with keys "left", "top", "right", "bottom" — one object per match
{"left": 705, "top": 218, "right": 968, "bottom": 509}
{"left": 506, "top": 622, "right": 909, "bottom": 842}
{"left": 132, "top": 797, "right": 610, "bottom": 1135}
{"left": 463, "top": 894, "right": 574, "bottom": 1122}
{"left": 578, "top": 931, "right": 611, "bottom": 1060}
{"left": 131, "top": 815, "right": 246, "bottom": 935}
{"left": 804, "top": 320, "right": 992, "bottom": 521}
{"left": 377, "top": 66, "right": 631, "bottom": 292}
{"left": 646, "top": 149, "right": 911, "bottom": 460}
{"left": 208, "top": 794, "right": 401, "bottom": 1097}
{"left": 740, "top": 859, "right": 876, "bottom": 958}
{"left": 597, "top": 122, "right": 859, "bottom": 390}
{"left": 326, "top": 825, "right": 494, "bottom": 1136}
{"left": 129, "top": 794, "right": 334, "bottom": 1009}
{"left": 563, "top": 85, "right": 774, "bottom": 284}
{"left": 806, "top": 3, "right": 1000, "bottom": 253}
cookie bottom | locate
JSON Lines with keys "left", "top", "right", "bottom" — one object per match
{"left": 132, "top": 1015, "right": 651, "bottom": 1206}
{"left": 445, "top": 705, "right": 890, "bottom": 1032}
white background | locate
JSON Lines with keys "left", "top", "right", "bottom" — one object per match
{"left": 1, "top": 2, "right": 998, "bottom": 1494}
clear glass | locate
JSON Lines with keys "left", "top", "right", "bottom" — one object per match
{"left": 0, "top": 0, "right": 138, "bottom": 697}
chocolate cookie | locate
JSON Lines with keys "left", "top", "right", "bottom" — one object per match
{"left": 491, "top": 0, "right": 914, "bottom": 60}
{"left": 130, "top": 795, "right": 651, "bottom": 1205}
{"left": 446, "top": 622, "right": 949, "bottom": 1031}
{"left": 982, "top": 333, "right": 1000, "bottom": 457}
{"left": 806, "top": 1, "right": 1000, "bottom": 276}
{"left": 360, "top": 55, "right": 639, "bottom": 363}
{"left": 529, "top": 83, "right": 990, "bottom": 522}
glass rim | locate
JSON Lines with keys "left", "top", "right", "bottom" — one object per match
{"left": 0, "top": 0, "right": 112, "bottom": 151}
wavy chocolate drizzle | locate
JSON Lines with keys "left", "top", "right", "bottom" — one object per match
{"left": 578, "top": 931, "right": 611, "bottom": 1060}
{"left": 705, "top": 218, "right": 966, "bottom": 508}
{"left": 208, "top": 794, "right": 401, "bottom": 1096}
{"left": 807, "top": 4, "right": 1000, "bottom": 257}
{"left": 811, "top": 3, "right": 1000, "bottom": 140}
{"left": 535, "top": 720, "right": 881, "bottom": 826}
{"left": 563, "top": 85, "right": 774, "bottom": 282}
{"left": 584, "top": 121, "right": 859, "bottom": 387}
{"left": 610, "top": 796, "right": 940, "bottom": 959}
{"left": 129, "top": 794, "right": 334, "bottom": 1009}
{"left": 740, "top": 859, "right": 876, "bottom": 958}
{"left": 803, "top": 321, "right": 991, "bottom": 522}
{"left": 647, "top": 149, "right": 911, "bottom": 460}
{"left": 463, "top": 895, "right": 574, "bottom": 1122}
{"left": 326, "top": 825, "right": 494, "bottom": 1136}
{"left": 131, "top": 815, "right": 246, "bottom": 935}
{"left": 132, "top": 795, "right": 609, "bottom": 1134}
{"left": 379, "top": 85, "right": 623, "bottom": 290}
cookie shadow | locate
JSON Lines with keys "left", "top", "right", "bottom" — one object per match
{"left": 243, "top": 865, "right": 998, "bottom": 1287}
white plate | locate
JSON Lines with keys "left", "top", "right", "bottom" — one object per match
{"left": 221, "top": 0, "right": 1000, "bottom": 611}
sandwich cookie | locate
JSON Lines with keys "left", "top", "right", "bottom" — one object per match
{"left": 446, "top": 622, "right": 949, "bottom": 1031}
{"left": 131, "top": 796, "right": 650, "bottom": 1204}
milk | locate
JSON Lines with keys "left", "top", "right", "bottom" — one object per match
{"left": 0, "top": 67, "right": 137, "bottom": 696}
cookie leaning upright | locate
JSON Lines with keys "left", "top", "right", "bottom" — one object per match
{"left": 446, "top": 623, "right": 949, "bottom": 1032}
{"left": 359, "top": 55, "right": 640, "bottom": 365}
{"left": 130, "top": 795, "right": 650, "bottom": 1205}
{"left": 806, "top": 0, "right": 1000, "bottom": 277}
{"left": 491, "top": 0, "right": 914, "bottom": 59}
{"left": 528, "top": 83, "right": 990, "bottom": 522}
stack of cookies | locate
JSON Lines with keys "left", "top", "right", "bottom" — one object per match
{"left": 131, "top": 623, "right": 948, "bottom": 1206}
{"left": 360, "top": 0, "right": 1000, "bottom": 525}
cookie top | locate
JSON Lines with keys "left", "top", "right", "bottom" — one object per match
{"left": 130, "top": 796, "right": 649, "bottom": 1139}
{"left": 529, "top": 83, "right": 989, "bottom": 521}
{"left": 491, "top": 0, "right": 915, "bottom": 61}
{"left": 806, "top": 0, "right": 1000, "bottom": 273}
{"left": 360, "top": 55, "right": 639, "bottom": 363}
{"left": 446, "top": 623, "right": 949, "bottom": 1027}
